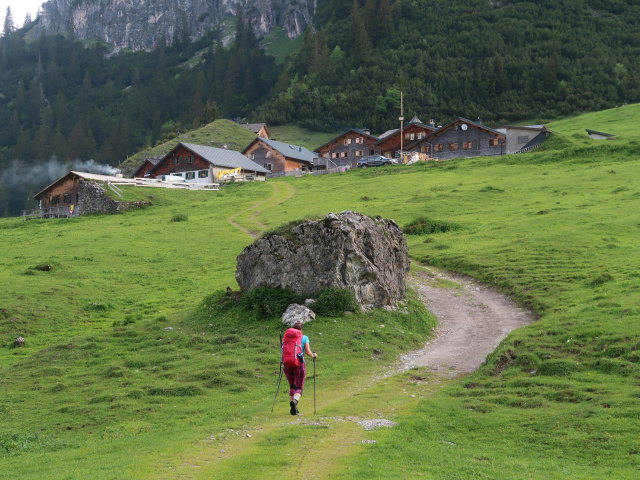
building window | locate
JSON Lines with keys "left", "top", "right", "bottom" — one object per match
{"left": 52, "top": 195, "right": 59, "bottom": 205}
{"left": 449, "top": 142, "right": 459, "bottom": 151}
{"left": 265, "top": 163, "right": 272, "bottom": 170}
{"left": 342, "top": 152, "right": 348, "bottom": 158}
{"left": 405, "top": 133, "right": 411, "bottom": 140}
{"left": 355, "top": 150, "right": 363, "bottom": 157}
{"left": 198, "top": 170, "right": 209, "bottom": 178}
{"left": 266, "top": 151, "right": 271, "bottom": 158}
{"left": 344, "top": 138, "right": 352, "bottom": 145}
{"left": 418, "top": 133, "right": 424, "bottom": 139}
{"left": 185, "top": 171, "right": 196, "bottom": 180}
{"left": 434, "top": 144, "right": 444, "bottom": 152}
{"left": 332, "top": 153, "right": 338, "bottom": 158}
{"left": 463, "top": 141, "right": 473, "bottom": 150}
{"left": 421, "top": 145, "right": 431, "bottom": 153}
{"left": 489, "top": 138, "right": 500, "bottom": 146}
{"left": 355, "top": 137, "right": 363, "bottom": 144}
{"left": 63, "top": 194, "right": 69, "bottom": 204}
{"left": 251, "top": 153, "right": 255, "bottom": 159}
{"left": 174, "top": 158, "right": 179, "bottom": 165}
{"left": 517, "top": 135, "right": 529, "bottom": 144}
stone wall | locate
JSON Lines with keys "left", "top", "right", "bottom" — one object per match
{"left": 78, "top": 181, "right": 149, "bottom": 215}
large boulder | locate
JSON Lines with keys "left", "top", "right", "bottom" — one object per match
{"left": 236, "top": 211, "right": 409, "bottom": 307}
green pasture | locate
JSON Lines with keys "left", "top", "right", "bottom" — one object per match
{"left": 1, "top": 104, "right": 640, "bottom": 478}
{"left": 268, "top": 124, "right": 340, "bottom": 151}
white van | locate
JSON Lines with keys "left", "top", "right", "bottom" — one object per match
{"left": 160, "top": 174, "right": 185, "bottom": 182}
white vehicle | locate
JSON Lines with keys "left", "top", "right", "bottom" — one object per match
{"left": 160, "top": 174, "right": 185, "bottom": 182}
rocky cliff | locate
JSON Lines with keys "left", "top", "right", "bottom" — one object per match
{"left": 32, "top": 0, "right": 315, "bottom": 51}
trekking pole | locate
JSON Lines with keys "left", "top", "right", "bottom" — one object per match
{"left": 313, "top": 356, "right": 317, "bottom": 415}
{"left": 271, "top": 363, "right": 283, "bottom": 413}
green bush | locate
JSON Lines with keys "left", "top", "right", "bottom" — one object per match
{"left": 403, "top": 217, "right": 460, "bottom": 235}
{"left": 586, "top": 273, "right": 614, "bottom": 287}
{"left": 240, "top": 287, "right": 304, "bottom": 319}
{"left": 536, "top": 359, "right": 583, "bottom": 376}
{"left": 514, "top": 352, "right": 540, "bottom": 371}
{"left": 312, "top": 288, "right": 359, "bottom": 317}
{"left": 170, "top": 213, "right": 188, "bottom": 222}
{"left": 589, "top": 359, "right": 637, "bottom": 376}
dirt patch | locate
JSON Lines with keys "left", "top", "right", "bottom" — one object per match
{"left": 399, "top": 265, "right": 535, "bottom": 377}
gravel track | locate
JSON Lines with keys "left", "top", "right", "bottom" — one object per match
{"left": 400, "top": 266, "right": 535, "bottom": 377}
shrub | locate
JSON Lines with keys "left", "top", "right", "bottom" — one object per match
{"left": 241, "top": 287, "right": 304, "bottom": 319}
{"left": 586, "top": 273, "right": 614, "bottom": 287}
{"left": 589, "top": 359, "right": 636, "bottom": 376}
{"left": 536, "top": 359, "right": 582, "bottom": 376}
{"left": 512, "top": 352, "right": 540, "bottom": 371}
{"left": 312, "top": 288, "right": 359, "bottom": 317}
{"left": 479, "top": 185, "right": 505, "bottom": 193}
{"left": 403, "top": 217, "right": 460, "bottom": 235}
{"left": 147, "top": 385, "right": 203, "bottom": 397}
{"left": 170, "top": 213, "right": 188, "bottom": 222}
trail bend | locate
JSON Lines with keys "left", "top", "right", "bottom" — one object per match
{"left": 226, "top": 180, "right": 296, "bottom": 238}
{"left": 400, "top": 264, "right": 535, "bottom": 376}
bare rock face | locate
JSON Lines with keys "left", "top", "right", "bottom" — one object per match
{"left": 236, "top": 212, "right": 410, "bottom": 307}
{"left": 32, "top": 0, "right": 315, "bottom": 51}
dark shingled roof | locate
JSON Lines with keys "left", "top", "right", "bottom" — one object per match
{"left": 244, "top": 123, "right": 268, "bottom": 134}
{"left": 251, "top": 137, "right": 317, "bottom": 163}
{"left": 180, "top": 143, "right": 270, "bottom": 173}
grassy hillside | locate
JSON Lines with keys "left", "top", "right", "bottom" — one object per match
{"left": 1, "top": 104, "right": 639, "bottom": 478}
{"left": 117, "top": 119, "right": 258, "bottom": 175}
{"left": 268, "top": 124, "right": 340, "bottom": 151}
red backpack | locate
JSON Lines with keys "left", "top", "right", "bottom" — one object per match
{"left": 282, "top": 328, "right": 303, "bottom": 367}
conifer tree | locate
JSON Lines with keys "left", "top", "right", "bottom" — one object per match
{"left": 3, "top": 7, "right": 15, "bottom": 37}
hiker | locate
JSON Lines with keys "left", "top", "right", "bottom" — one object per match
{"left": 282, "top": 322, "right": 317, "bottom": 415}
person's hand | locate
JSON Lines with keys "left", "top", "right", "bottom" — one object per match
{"left": 313, "top": 352, "right": 318, "bottom": 358}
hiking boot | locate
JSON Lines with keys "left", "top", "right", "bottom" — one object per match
{"left": 289, "top": 399, "right": 299, "bottom": 415}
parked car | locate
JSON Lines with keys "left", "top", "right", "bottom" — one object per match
{"left": 357, "top": 155, "right": 394, "bottom": 168}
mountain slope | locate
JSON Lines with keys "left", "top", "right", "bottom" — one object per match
{"left": 258, "top": 0, "right": 640, "bottom": 131}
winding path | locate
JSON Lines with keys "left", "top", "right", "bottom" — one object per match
{"left": 401, "top": 264, "right": 534, "bottom": 376}
{"left": 226, "top": 181, "right": 296, "bottom": 238}
{"left": 158, "top": 198, "right": 539, "bottom": 479}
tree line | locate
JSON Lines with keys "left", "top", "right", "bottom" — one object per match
{"left": 257, "top": 0, "right": 640, "bottom": 132}
{"left": 0, "top": 12, "right": 277, "bottom": 215}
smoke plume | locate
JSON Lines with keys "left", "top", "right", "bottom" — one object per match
{"left": 0, "top": 157, "right": 121, "bottom": 217}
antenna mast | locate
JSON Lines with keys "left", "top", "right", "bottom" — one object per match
{"left": 399, "top": 91, "right": 404, "bottom": 162}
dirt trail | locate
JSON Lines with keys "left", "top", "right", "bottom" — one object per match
{"left": 151, "top": 263, "right": 535, "bottom": 479}
{"left": 226, "top": 181, "right": 296, "bottom": 238}
{"left": 401, "top": 265, "right": 535, "bottom": 377}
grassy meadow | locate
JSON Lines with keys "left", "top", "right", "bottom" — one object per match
{"left": 1, "top": 104, "right": 640, "bottom": 478}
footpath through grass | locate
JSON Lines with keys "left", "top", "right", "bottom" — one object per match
{"left": 1, "top": 104, "right": 640, "bottom": 478}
